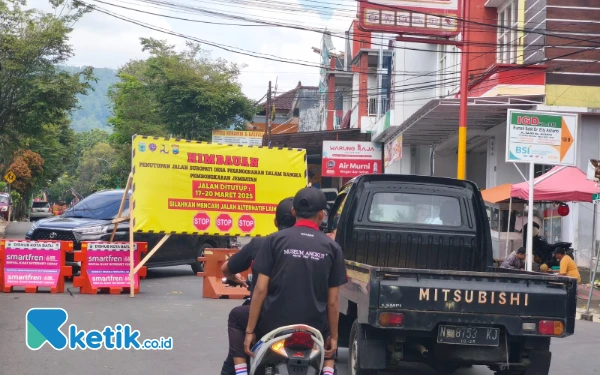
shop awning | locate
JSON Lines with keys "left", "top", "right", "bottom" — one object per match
{"left": 268, "top": 129, "right": 371, "bottom": 157}
{"left": 381, "top": 95, "right": 545, "bottom": 146}
{"left": 511, "top": 166, "right": 600, "bottom": 203}
{"left": 481, "top": 184, "right": 513, "bottom": 204}
{"left": 482, "top": 183, "right": 527, "bottom": 204}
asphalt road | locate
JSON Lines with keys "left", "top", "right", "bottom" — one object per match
{"left": 1, "top": 222, "right": 599, "bottom": 375}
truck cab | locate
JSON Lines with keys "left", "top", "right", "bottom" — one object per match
{"left": 326, "top": 174, "right": 577, "bottom": 375}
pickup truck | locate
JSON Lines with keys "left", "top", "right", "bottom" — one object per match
{"left": 325, "top": 174, "right": 577, "bottom": 375}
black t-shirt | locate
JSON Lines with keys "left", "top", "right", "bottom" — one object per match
{"left": 252, "top": 221, "right": 347, "bottom": 334}
{"left": 227, "top": 237, "right": 265, "bottom": 295}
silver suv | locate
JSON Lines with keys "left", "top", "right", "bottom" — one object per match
{"left": 30, "top": 201, "right": 52, "bottom": 221}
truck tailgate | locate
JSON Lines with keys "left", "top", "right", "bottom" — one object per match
{"left": 377, "top": 268, "right": 576, "bottom": 319}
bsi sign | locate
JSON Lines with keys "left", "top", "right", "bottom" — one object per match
{"left": 505, "top": 110, "right": 578, "bottom": 166}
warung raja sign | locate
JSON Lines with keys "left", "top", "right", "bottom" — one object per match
{"left": 322, "top": 141, "right": 382, "bottom": 178}
{"left": 506, "top": 110, "right": 578, "bottom": 166}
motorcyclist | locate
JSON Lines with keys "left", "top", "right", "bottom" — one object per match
{"left": 220, "top": 197, "right": 296, "bottom": 375}
{"left": 243, "top": 187, "right": 347, "bottom": 375}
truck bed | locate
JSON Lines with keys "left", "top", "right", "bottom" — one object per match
{"left": 343, "top": 262, "right": 577, "bottom": 337}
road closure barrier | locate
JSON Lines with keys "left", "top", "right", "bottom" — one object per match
{"left": 73, "top": 241, "right": 148, "bottom": 295}
{"left": 197, "top": 248, "right": 250, "bottom": 299}
{"left": 0, "top": 240, "right": 73, "bottom": 293}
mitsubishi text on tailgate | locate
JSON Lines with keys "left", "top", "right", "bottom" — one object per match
{"left": 326, "top": 174, "right": 577, "bottom": 375}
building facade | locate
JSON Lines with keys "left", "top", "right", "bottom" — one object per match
{"left": 369, "top": 0, "right": 600, "bottom": 267}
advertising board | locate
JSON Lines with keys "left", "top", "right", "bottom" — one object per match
{"left": 3, "top": 241, "right": 62, "bottom": 288}
{"left": 211, "top": 130, "right": 264, "bottom": 146}
{"left": 132, "top": 136, "right": 307, "bottom": 236}
{"left": 85, "top": 242, "right": 142, "bottom": 288}
{"left": 384, "top": 134, "right": 403, "bottom": 168}
{"left": 322, "top": 141, "right": 382, "bottom": 178}
{"left": 505, "top": 110, "right": 578, "bottom": 166}
{"left": 358, "top": 0, "right": 461, "bottom": 37}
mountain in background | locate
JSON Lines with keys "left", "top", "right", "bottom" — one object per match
{"left": 61, "top": 66, "right": 120, "bottom": 133}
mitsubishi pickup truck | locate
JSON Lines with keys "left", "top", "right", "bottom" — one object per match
{"left": 325, "top": 174, "right": 577, "bottom": 375}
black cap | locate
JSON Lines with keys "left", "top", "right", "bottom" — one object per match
{"left": 553, "top": 247, "right": 566, "bottom": 255}
{"left": 293, "top": 187, "right": 328, "bottom": 215}
{"left": 275, "top": 197, "right": 295, "bottom": 230}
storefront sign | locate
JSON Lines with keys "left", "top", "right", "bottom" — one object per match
{"left": 506, "top": 110, "right": 578, "bottom": 166}
{"left": 211, "top": 130, "right": 264, "bottom": 146}
{"left": 384, "top": 134, "right": 403, "bottom": 168}
{"left": 132, "top": 136, "right": 307, "bottom": 236}
{"left": 358, "top": 0, "right": 461, "bottom": 37}
{"left": 322, "top": 141, "right": 382, "bottom": 178}
{"left": 3, "top": 241, "right": 62, "bottom": 288}
{"left": 86, "top": 242, "right": 141, "bottom": 288}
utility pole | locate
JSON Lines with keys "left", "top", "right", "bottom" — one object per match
{"left": 456, "top": 0, "right": 470, "bottom": 180}
{"left": 264, "top": 81, "right": 272, "bottom": 146}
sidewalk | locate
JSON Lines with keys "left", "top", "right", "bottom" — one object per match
{"left": 0, "top": 219, "right": 7, "bottom": 239}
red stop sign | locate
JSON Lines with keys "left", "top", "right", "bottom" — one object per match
{"left": 238, "top": 214, "right": 255, "bottom": 233}
{"left": 193, "top": 212, "right": 211, "bottom": 231}
{"left": 216, "top": 213, "right": 233, "bottom": 232}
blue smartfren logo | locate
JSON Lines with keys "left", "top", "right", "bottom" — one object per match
{"left": 26, "top": 308, "right": 173, "bottom": 350}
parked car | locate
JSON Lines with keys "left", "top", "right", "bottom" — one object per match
{"left": 320, "top": 188, "right": 338, "bottom": 206}
{"left": 0, "top": 193, "right": 12, "bottom": 221}
{"left": 25, "top": 189, "right": 235, "bottom": 274}
{"left": 30, "top": 201, "right": 53, "bottom": 221}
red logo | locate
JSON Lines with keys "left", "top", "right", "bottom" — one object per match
{"left": 216, "top": 213, "right": 233, "bottom": 232}
{"left": 238, "top": 214, "right": 255, "bottom": 233}
{"left": 193, "top": 212, "right": 211, "bottom": 231}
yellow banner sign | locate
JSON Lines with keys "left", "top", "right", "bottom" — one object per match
{"left": 132, "top": 136, "right": 307, "bottom": 236}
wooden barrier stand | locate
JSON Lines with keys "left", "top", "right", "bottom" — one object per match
{"left": 197, "top": 248, "right": 250, "bottom": 299}
{"left": 0, "top": 240, "right": 73, "bottom": 293}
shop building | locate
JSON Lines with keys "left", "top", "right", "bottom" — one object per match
{"left": 373, "top": 0, "right": 600, "bottom": 266}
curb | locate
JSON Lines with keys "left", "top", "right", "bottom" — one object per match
{"left": 576, "top": 309, "right": 600, "bottom": 323}
{"left": 0, "top": 221, "right": 7, "bottom": 239}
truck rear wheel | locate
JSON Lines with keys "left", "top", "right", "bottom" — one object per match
{"left": 349, "top": 320, "right": 379, "bottom": 375}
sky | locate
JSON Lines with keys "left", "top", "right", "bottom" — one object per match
{"left": 27, "top": 0, "right": 355, "bottom": 100}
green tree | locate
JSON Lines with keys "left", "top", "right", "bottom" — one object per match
{"left": 109, "top": 38, "right": 258, "bottom": 176}
{"left": 0, "top": 0, "right": 93, "bottom": 178}
{"left": 73, "top": 142, "right": 118, "bottom": 196}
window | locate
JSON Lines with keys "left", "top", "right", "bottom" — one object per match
{"left": 330, "top": 193, "right": 348, "bottom": 232}
{"left": 437, "top": 45, "right": 459, "bottom": 98}
{"left": 369, "top": 193, "right": 462, "bottom": 227}
{"left": 497, "top": 0, "right": 519, "bottom": 64}
{"left": 534, "top": 164, "right": 552, "bottom": 178}
{"left": 64, "top": 192, "right": 129, "bottom": 220}
{"left": 32, "top": 202, "right": 49, "bottom": 208}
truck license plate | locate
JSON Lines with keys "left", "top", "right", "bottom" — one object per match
{"left": 437, "top": 325, "right": 499, "bottom": 346}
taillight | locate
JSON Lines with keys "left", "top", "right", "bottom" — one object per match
{"left": 48, "top": 207, "right": 52, "bottom": 213}
{"left": 284, "top": 332, "right": 314, "bottom": 349}
{"left": 538, "top": 320, "right": 564, "bottom": 336}
{"left": 379, "top": 312, "right": 404, "bottom": 327}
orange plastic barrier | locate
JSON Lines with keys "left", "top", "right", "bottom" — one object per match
{"left": 73, "top": 241, "right": 148, "bottom": 295}
{"left": 197, "top": 248, "right": 250, "bottom": 299}
{"left": 0, "top": 240, "right": 73, "bottom": 293}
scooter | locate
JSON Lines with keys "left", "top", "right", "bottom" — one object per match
{"left": 249, "top": 325, "right": 326, "bottom": 375}
{"left": 222, "top": 275, "right": 252, "bottom": 305}
{"left": 221, "top": 276, "right": 330, "bottom": 374}
{"left": 533, "top": 240, "right": 574, "bottom": 268}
